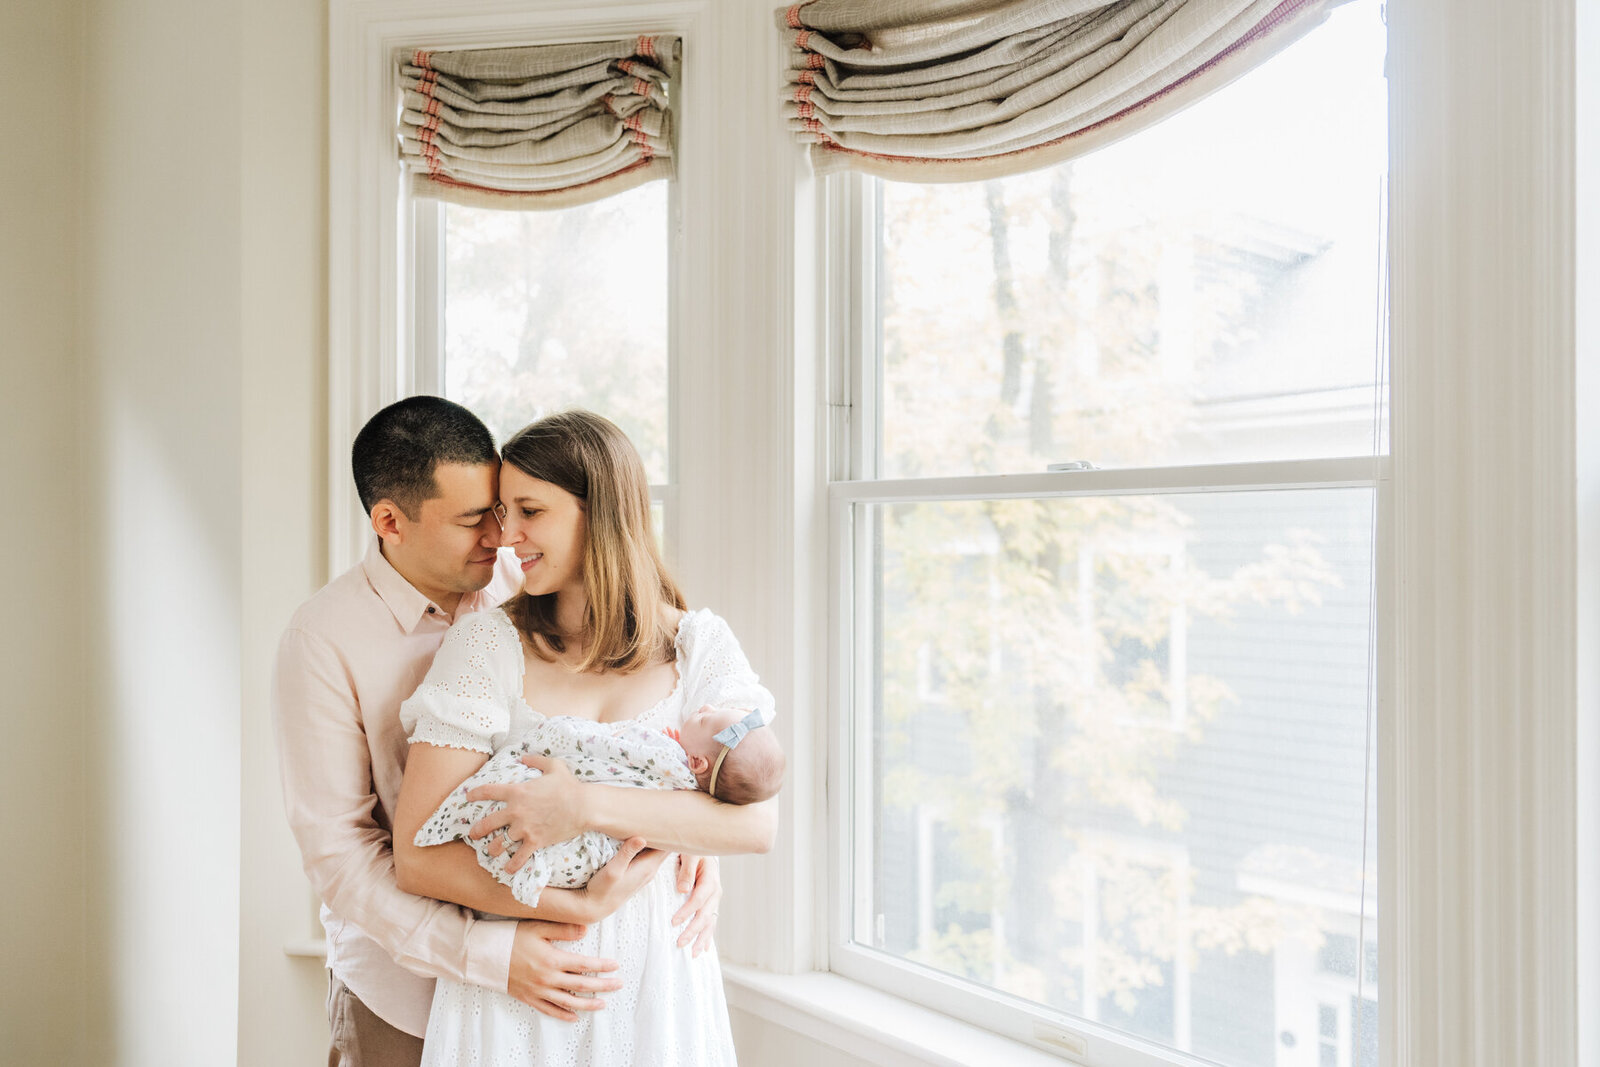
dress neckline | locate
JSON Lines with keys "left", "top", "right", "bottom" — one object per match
{"left": 513, "top": 608, "right": 693, "bottom": 728}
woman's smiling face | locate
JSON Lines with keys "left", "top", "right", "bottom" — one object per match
{"left": 498, "top": 465, "right": 588, "bottom": 599}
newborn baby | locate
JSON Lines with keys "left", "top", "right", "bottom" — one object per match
{"left": 414, "top": 704, "right": 785, "bottom": 906}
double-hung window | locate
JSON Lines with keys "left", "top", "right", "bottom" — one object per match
{"left": 826, "top": 4, "right": 1388, "bottom": 1065}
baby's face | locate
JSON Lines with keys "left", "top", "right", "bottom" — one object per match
{"left": 678, "top": 704, "right": 750, "bottom": 760}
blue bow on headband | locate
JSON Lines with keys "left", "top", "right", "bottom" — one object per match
{"left": 713, "top": 709, "right": 767, "bottom": 749}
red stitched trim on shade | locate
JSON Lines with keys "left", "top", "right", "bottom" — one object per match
{"left": 795, "top": 84, "right": 813, "bottom": 101}
{"left": 796, "top": 29, "right": 811, "bottom": 49}
{"left": 798, "top": 101, "right": 814, "bottom": 119}
{"left": 786, "top": 5, "right": 803, "bottom": 28}
{"left": 624, "top": 113, "right": 644, "bottom": 132}
{"left": 807, "top": 52, "right": 825, "bottom": 70}
{"left": 804, "top": 117, "right": 821, "bottom": 132}
{"left": 634, "top": 77, "right": 650, "bottom": 97}
{"left": 618, "top": 58, "right": 635, "bottom": 75}
{"left": 798, "top": 70, "right": 815, "bottom": 85}
{"left": 637, "top": 35, "right": 655, "bottom": 58}
{"left": 412, "top": 54, "right": 444, "bottom": 178}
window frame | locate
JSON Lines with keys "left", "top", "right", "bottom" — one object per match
{"left": 822, "top": 167, "right": 1390, "bottom": 1065}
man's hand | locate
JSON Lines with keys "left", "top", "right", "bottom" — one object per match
{"left": 575, "top": 837, "right": 667, "bottom": 921}
{"left": 468, "top": 755, "right": 586, "bottom": 872}
{"left": 671, "top": 854, "right": 722, "bottom": 957}
{"left": 506, "top": 920, "right": 623, "bottom": 1022}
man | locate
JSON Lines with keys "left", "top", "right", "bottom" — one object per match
{"left": 273, "top": 397, "right": 703, "bottom": 1065}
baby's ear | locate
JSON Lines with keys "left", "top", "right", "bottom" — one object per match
{"left": 687, "top": 753, "right": 710, "bottom": 775}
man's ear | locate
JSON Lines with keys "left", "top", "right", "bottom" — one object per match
{"left": 687, "top": 753, "right": 710, "bottom": 776}
{"left": 371, "top": 500, "right": 405, "bottom": 544}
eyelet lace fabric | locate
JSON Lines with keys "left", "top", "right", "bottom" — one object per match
{"left": 407, "top": 607, "right": 769, "bottom": 1066}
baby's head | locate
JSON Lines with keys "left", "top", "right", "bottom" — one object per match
{"left": 677, "top": 704, "right": 785, "bottom": 805}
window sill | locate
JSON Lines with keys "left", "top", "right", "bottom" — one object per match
{"left": 720, "top": 963, "right": 1074, "bottom": 1067}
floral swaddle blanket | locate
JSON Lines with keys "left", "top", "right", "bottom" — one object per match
{"left": 414, "top": 716, "right": 698, "bottom": 906}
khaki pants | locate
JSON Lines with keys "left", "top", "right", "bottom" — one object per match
{"left": 327, "top": 974, "right": 425, "bottom": 1067}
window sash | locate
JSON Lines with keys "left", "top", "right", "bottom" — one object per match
{"left": 824, "top": 166, "right": 1386, "bottom": 1064}
{"left": 830, "top": 455, "right": 1388, "bottom": 506}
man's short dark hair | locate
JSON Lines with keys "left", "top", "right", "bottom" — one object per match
{"left": 352, "top": 396, "right": 496, "bottom": 518}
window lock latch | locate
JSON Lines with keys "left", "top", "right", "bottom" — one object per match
{"left": 1047, "top": 460, "right": 1100, "bottom": 472}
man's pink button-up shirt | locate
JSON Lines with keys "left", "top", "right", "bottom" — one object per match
{"left": 272, "top": 539, "right": 523, "bottom": 1037}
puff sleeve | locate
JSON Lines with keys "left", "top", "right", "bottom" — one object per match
{"left": 400, "top": 609, "right": 523, "bottom": 754}
{"left": 674, "top": 609, "right": 777, "bottom": 725}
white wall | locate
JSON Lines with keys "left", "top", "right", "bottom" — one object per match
{"left": 79, "top": 0, "right": 245, "bottom": 1061}
{"left": 237, "top": 0, "right": 335, "bottom": 1061}
{"left": 0, "top": 1, "right": 95, "bottom": 1062}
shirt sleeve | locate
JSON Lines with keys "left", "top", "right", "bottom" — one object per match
{"left": 678, "top": 611, "right": 777, "bottom": 725}
{"left": 272, "top": 625, "right": 516, "bottom": 992}
{"left": 401, "top": 610, "right": 520, "bottom": 754}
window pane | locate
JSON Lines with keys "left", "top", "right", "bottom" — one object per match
{"left": 443, "top": 182, "right": 670, "bottom": 482}
{"left": 874, "top": 1, "right": 1387, "bottom": 478}
{"left": 860, "top": 488, "right": 1377, "bottom": 1066}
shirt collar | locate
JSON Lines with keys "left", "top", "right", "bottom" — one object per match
{"left": 362, "top": 538, "right": 452, "bottom": 633}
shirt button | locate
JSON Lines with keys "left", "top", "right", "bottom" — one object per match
{"left": 427, "top": 606, "right": 437, "bottom": 614}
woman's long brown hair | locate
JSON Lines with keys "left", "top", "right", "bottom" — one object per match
{"left": 500, "top": 410, "right": 685, "bottom": 674}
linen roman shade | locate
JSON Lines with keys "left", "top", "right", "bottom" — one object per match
{"left": 780, "top": 0, "right": 1344, "bottom": 181}
{"left": 399, "top": 36, "right": 679, "bottom": 209}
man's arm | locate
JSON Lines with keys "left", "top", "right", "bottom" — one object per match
{"left": 272, "top": 628, "right": 626, "bottom": 1004}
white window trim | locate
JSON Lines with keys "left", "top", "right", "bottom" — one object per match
{"left": 326, "top": 2, "right": 1600, "bottom": 1065}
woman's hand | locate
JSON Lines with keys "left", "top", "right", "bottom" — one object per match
{"left": 469, "top": 755, "right": 587, "bottom": 872}
{"left": 671, "top": 854, "right": 722, "bottom": 956}
{"left": 570, "top": 836, "right": 667, "bottom": 922}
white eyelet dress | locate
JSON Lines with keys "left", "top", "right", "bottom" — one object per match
{"left": 398, "top": 607, "right": 775, "bottom": 1067}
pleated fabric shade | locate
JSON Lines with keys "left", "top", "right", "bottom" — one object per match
{"left": 399, "top": 36, "right": 679, "bottom": 209}
{"left": 779, "top": 0, "right": 1345, "bottom": 181}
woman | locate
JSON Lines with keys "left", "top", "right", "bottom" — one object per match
{"left": 393, "top": 410, "right": 778, "bottom": 1066}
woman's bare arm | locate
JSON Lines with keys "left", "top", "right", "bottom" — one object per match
{"left": 394, "top": 743, "right": 664, "bottom": 921}
{"left": 466, "top": 754, "right": 778, "bottom": 866}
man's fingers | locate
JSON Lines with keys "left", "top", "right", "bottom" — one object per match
{"left": 672, "top": 870, "right": 716, "bottom": 926}
{"left": 465, "top": 784, "right": 511, "bottom": 804}
{"left": 546, "top": 945, "right": 623, "bottom": 978}
{"left": 520, "top": 753, "right": 560, "bottom": 772}
{"left": 523, "top": 999, "right": 579, "bottom": 1022}
{"left": 518, "top": 991, "right": 605, "bottom": 1019}
{"left": 548, "top": 965, "right": 625, "bottom": 994}
{"left": 523, "top": 920, "right": 589, "bottom": 942}
{"left": 676, "top": 852, "right": 694, "bottom": 894}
